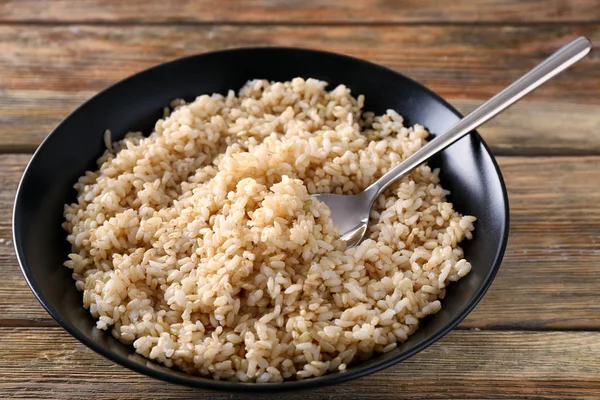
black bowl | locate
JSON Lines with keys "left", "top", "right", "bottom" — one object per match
{"left": 13, "top": 47, "right": 509, "bottom": 392}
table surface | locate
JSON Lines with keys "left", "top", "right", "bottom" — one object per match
{"left": 1, "top": 1, "right": 599, "bottom": 398}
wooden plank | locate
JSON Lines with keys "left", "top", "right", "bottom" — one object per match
{"left": 1, "top": 328, "right": 600, "bottom": 399}
{"left": 0, "top": 24, "right": 598, "bottom": 153}
{"left": 453, "top": 99, "right": 600, "bottom": 156}
{"left": 463, "top": 156, "right": 600, "bottom": 330}
{"left": 0, "top": 24, "right": 596, "bottom": 100}
{"left": 2, "top": 155, "right": 600, "bottom": 329}
{"left": 0, "top": 90, "right": 91, "bottom": 153}
{"left": 0, "top": 0, "right": 599, "bottom": 24}
{"left": 2, "top": 91, "right": 599, "bottom": 155}
{"left": 0, "top": 154, "right": 38, "bottom": 325}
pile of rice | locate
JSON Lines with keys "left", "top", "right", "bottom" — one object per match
{"left": 63, "top": 78, "right": 475, "bottom": 382}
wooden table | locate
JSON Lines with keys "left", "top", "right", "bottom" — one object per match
{"left": 1, "top": 1, "right": 599, "bottom": 398}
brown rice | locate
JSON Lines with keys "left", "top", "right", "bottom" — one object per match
{"left": 63, "top": 78, "right": 475, "bottom": 382}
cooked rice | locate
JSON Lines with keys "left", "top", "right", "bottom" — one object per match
{"left": 63, "top": 78, "right": 476, "bottom": 382}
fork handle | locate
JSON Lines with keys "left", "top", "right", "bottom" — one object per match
{"left": 368, "top": 36, "right": 592, "bottom": 196}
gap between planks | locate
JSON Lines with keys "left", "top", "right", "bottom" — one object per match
{"left": 1, "top": 20, "right": 600, "bottom": 27}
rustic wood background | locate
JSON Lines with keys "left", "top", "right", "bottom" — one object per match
{"left": 1, "top": 1, "right": 599, "bottom": 398}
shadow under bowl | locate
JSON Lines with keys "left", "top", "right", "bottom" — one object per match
{"left": 13, "top": 47, "right": 509, "bottom": 392}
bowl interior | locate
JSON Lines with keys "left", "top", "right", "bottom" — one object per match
{"left": 13, "top": 48, "right": 508, "bottom": 391}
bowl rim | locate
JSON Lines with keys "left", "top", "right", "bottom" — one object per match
{"left": 13, "top": 46, "right": 510, "bottom": 392}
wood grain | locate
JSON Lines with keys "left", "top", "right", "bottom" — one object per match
{"left": 0, "top": 0, "right": 599, "bottom": 24}
{"left": 1, "top": 328, "right": 600, "bottom": 399}
{"left": 453, "top": 99, "right": 600, "bottom": 156}
{"left": 0, "top": 0, "right": 597, "bottom": 397}
{"left": 464, "top": 156, "right": 600, "bottom": 330}
{"left": 2, "top": 155, "right": 600, "bottom": 329}
{"left": 0, "top": 24, "right": 598, "bottom": 153}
